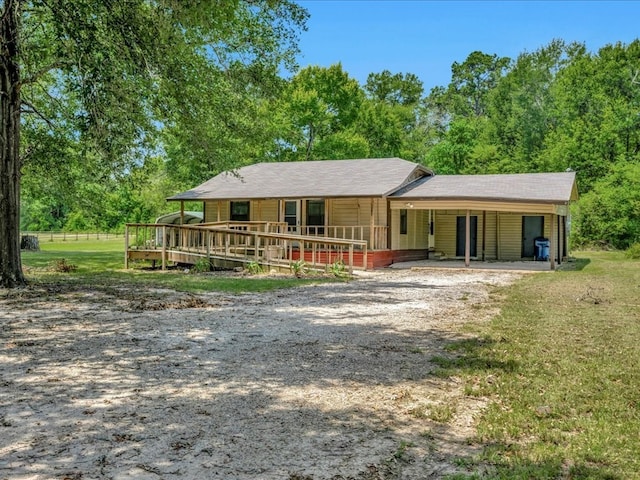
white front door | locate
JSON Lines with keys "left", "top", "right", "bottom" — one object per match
{"left": 284, "top": 200, "right": 301, "bottom": 234}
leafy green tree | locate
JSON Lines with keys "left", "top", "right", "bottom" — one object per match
{"left": 448, "top": 51, "right": 511, "bottom": 117}
{"left": 573, "top": 162, "right": 640, "bottom": 249}
{"left": 423, "top": 51, "right": 510, "bottom": 173}
{"left": 1, "top": 0, "right": 307, "bottom": 287}
{"left": 547, "top": 40, "right": 640, "bottom": 188}
{"left": 485, "top": 40, "right": 584, "bottom": 172}
{"left": 424, "top": 117, "right": 480, "bottom": 173}
{"left": 357, "top": 70, "right": 426, "bottom": 160}
{"left": 364, "top": 70, "right": 423, "bottom": 106}
{"left": 273, "top": 64, "right": 364, "bottom": 161}
{"left": 161, "top": 63, "right": 288, "bottom": 187}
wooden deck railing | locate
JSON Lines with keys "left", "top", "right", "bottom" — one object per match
{"left": 125, "top": 223, "right": 369, "bottom": 273}
{"left": 296, "top": 225, "right": 388, "bottom": 250}
{"left": 201, "top": 221, "right": 289, "bottom": 233}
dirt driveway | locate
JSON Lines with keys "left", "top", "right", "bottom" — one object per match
{"left": 0, "top": 268, "right": 522, "bottom": 479}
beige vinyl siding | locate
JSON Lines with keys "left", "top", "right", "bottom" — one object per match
{"left": 497, "top": 213, "right": 554, "bottom": 260}
{"left": 204, "top": 201, "right": 229, "bottom": 222}
{"left": 204, "top": 201, "right": 216, "bottom": 222}
{"left": 391, "top": 208, "right": 430, "bottom": 250}
{"left": 434, "top": 211, "right": 458, "bottom": 257}
{"left": 328, "top": 197, "right": 389, "bottom": 246}
{"left": 205, "top": 200, "right": 281, "bottom": 222}
{"left": 328, "top": 198, "right": 388, "bottom": 227}
{"left": 497, "top": 213, "right": 522, "bottom": 260}
{"left": 375, "top": 198, "right": 388, "bottom": 226}
{"left": 330, "top": 198, "right": 360, "bottom": 226}
{"left": 433, "top": 210, "right": 495, "bottom": 258}
{"left": 251, "top": 200, "right": 279, "bottom": 222}
{"left": 481, "top": 211, "right": 498, "bottom": 260}
{"left": 411, "top": 209, "right": 430, "bottom": 249}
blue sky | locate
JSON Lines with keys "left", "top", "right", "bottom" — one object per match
{"left": 295, "top": 1, "right": 640, "bottom": 92}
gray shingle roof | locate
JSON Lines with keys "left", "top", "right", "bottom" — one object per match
{"left": 394, "top": 172, "right": 578, "bottom": 203}
{"left": 169, "top": 158, "right": 431, "bottom": 200}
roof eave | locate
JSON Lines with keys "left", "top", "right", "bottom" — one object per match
{"left": 393, "top": 196, "right": 572, "bottom": 204}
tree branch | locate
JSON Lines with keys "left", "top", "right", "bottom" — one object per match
{"left": 22, "top": 61, "right": 67, "bottom": 85}
{"left": 20, "top": 98, "right": 55, "bottom": 129}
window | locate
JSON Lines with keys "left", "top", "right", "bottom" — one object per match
{"left": 306, "top": 200, "right": 325, "bottom": 235}
{"left": 400, "top": 209, "right": 408, "bottom": 235}
{"left": 230, "top": 201, "right": 250, "bottom": 221}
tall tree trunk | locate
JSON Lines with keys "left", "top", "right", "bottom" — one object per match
{"left": 0, "top": 0, "right": 25, "bottom": 288}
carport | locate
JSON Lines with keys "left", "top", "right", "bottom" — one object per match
{"left": 389, "top": 172, "right": 578, "bottom": 270}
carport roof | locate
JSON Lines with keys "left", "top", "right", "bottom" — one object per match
{"left": 394, "top": 171, "right": 578, "bottom": 204}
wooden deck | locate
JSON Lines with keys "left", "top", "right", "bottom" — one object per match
{"left": 125, "top": 222, "right": 369, "bottom": 273}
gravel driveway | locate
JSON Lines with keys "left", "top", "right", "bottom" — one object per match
{"left": 0, "top": 268, "right": 522, "bottom": 479}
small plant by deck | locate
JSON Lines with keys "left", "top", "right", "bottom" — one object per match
{"left": 246, "top": 261, "right": 264, "bottom": 275}
{"left": 190, "top": 258, "right": 211, "bottom": 273}
{"left": 328, "top": 259, "right": 348, "bottom": 278}
{"left": 290, "top": 259, "right": 308, "bottom": 277}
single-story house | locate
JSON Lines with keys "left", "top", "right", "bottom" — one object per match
{"left": 167, "top": 157, "right": 578, "bottom": 269}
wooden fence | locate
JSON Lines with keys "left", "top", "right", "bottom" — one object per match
{"left": 20, "top": 231, "right": 124, "bottom": 242}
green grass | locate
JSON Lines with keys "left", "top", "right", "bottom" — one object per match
{"left": 21, "top": 239, "right": 331, "bottom": 293}
{"left": 436, "top": 251, "right": 640, "bottom": 479}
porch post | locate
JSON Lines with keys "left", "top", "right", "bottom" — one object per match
{"left": 465, "top": 209, "right": 471, "bottom": 267}
{"left": 161, "top": 225, "right": 167, "bottom": 270}
{"left": 563, "top": 215, "right": 568, "bottom": 261}
{"left": 427, "top": 209, "right": 431, "bottom": 251}
{"left": 180, "top": 201, "right": 185, "bottom": 225}
{"left": 482, "top": 210, "right": 486, "bottom": 261}
{"left": 550, "top": 214, "right": 556, "bottom": 270}
{"left": 386, "top": 201, "right": 392, "bottom": 250}
{"left": 557, "top": 216, "right": 562, "bottom": 265}
{"left": 325, "top": 199, "right": 330, "bottom": 237}
{"left": 370, "top": 198, "right": 375, "bottom": 249}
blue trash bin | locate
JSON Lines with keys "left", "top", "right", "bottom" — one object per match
{"left": 534, "top": 237, "right": 550, "bottom": 261}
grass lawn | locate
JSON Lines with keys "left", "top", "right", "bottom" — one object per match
{"left": 435, "top": 251, "right": 640, "bottom": 479}
{"left": 21, "top": 238, "right": 333, "bottom": 293}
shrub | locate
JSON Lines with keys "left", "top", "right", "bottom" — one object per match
{"left": 625, "top": 243, "right": 640, "bottom": 259}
